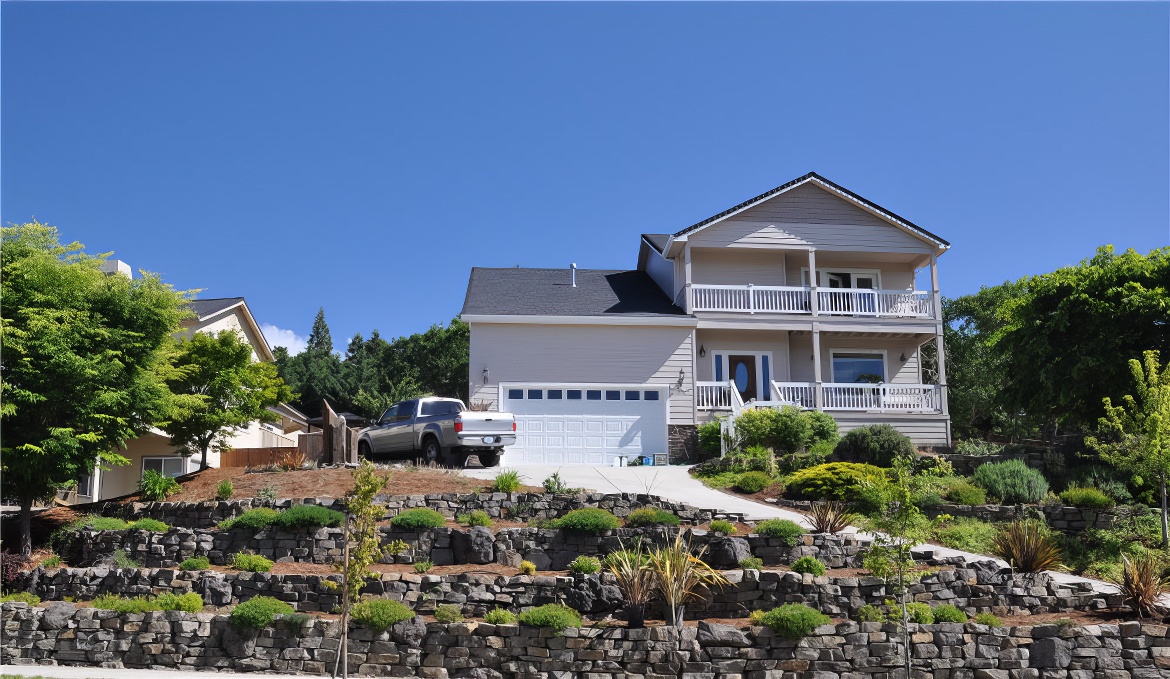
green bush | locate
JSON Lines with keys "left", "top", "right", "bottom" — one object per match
{"left": 231, "top": 596, "right": 294, "bottom": 629}
{"left": 932, "top": 604, "right": 968, "bottom": 623}
{"left": 491, "top": 470, "right": 523, "bottom": 493}
{"left": 219, "top": 508, "right": 280, "bottom": 531}
{"left": 413, "top": 560, "right": 433, "bottom": 574}
{"left": 42, "top": 554, "right": 62, "bottom": 568}
{"left": 697, "top": 420, "right": 723, "bottom": 456}
{"left": 933, "top": 517, "right": 998, "bottom": 555}
{"left": 734, "top": 406, "right": 836, "bottom": 455}
{"left": 129, "top": 518, "right": 169, "bottom": 533}
{"left": 391, "top": 508, "right": 447, "bottom": 531}
{"left": 351, "top": 599, "right": 414, "bottom": 631}
{"left": 92, "top": 594, "right": 157, "bottom": 614}
{"left": 905, "top": 602, "right": 934, "bottom": 624}
{"left": 484, "top": 607, "right": 517, "bottom": 624}
{"left": 834, "top": 424, "right": 915, "bottom": 467}
{"left": 735, "top": 471, "right": 772, "bottom": 494}
{"left": 708, "top": 520, "right": 736, "bottom": 535}
{"left": 517, "top": 603, "right": 582, "bottom": 632}
{"left": 112, "top": 549, "right": 141, "bottom": 568}
{"left": 1058, "top": 485, "right": 1114, "bottom": 509}
{"left": 790, "top": 556, "right": 826, "bottom": 576}
{"left": 458, "top": 510, "right": 493, "bottom": 527}
{"left": 138, "top": 469, "right": 182, "bottom": 501}
{"left": 738, "top": 556, "right": 764, "bottom": 570}
{"left": 754, "top": 519, "right": 804, "bottom": 546}
{"left": 786, "top": 462, "right": 887, "bottom": 502}
{"left": 758, "top": 604, "right": 831, "bottom": 639}
{"left": 433, "top": 604, "right": 464, "bottom": 623}
{"left": 943, "top": 482, "right": 987, "bottom": 506}
{"left": 273, "top": 505, "right": 345, "bottom": 530}
{"left": 216, "top": 480, "right": 234, "bottom": 501}
{"left": 178, "top": 556, "right": 211, "bottom": 571}
{"left": 551, "top": 508, "right": 621, "bottom": 535}
{"left": 231, "top": 552, "right": 274, "bottom": 573}
{"left": 87, "top": 516, "right": 131, "bottom": 531}
{"left": 542, "top": 471, "right": 573, "bottom": 494}
{"left": 973, "top": 459, "right": 1049, "bottom": 504}
{"left": 974, "top": 612, "right": 1002, "bottom": 627}
{"left": 624, "top": 508, "right": 680, "bottom": 528}
{"left": 1067, "top": 464, "right": 1134, "bottom": 504}
{"left": 518, "top": 560, "right": 536, "bottom": 575}
{"left": 568, "top": 555, "right": 601, "bottom": 575}
{"left": 856, "top": 604, "right": 885, "bottom": 622}
{"left": 805, "top": 411, "right": 839, "bottom": 447}
{"left": 954, "top": 440, "right": 1004, "bottom": 457}
{"left": 1, "top": 592, "right": 40, "bottom": 605}
{"left": 156, "top": 592, "right": 203, "bottom": 613}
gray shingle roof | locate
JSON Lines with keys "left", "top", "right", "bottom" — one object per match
{"left": 461, "top": 268, "right": 687, "bottom": 318}
{"left": 187, "top": 297, "right": 244, "bottom": 319}
{"left": 642, "top": 233, "right": 670, "bottom": 253}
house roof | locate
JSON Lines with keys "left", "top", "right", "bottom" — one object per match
{"left": 461, "top": 267, "right": 687, "bottom": 318}
{"left": 188, "top": 297, "right": 245, "bottom": 320}
{"left": 642, "top": 233, "right": 670, "bottom": 254}
{"left": 671, "top": 171, "right": 950, "bottom": 248}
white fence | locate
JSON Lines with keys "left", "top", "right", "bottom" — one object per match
{"left": 691, "top": 284, "right": 933, "bottom": 318}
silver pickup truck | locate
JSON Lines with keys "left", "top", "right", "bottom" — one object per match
{"left": 355, "top": 397, "right": 516, "bottom": 467}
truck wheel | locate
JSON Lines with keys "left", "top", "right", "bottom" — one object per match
{"left": 419, "top": 436, "right": 442, "bottom": 466}
{"left": 478, "top": 450, "right": 501, "bottom": 468}
{"left": 358, "top": 441, "right": 372, "bottom": 459}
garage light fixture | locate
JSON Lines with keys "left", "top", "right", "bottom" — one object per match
{"left": 699, "top": 344, "right": 705, "bottom": 358}
{"left": 482, "top": 367, "right": 489, "bottom": 384}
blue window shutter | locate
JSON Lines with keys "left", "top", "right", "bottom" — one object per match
{"left": 763, "top": 355, "right": 770, "bottom": 392}
{"left": 715, "top": 355, "right": 723, "bottom": 381}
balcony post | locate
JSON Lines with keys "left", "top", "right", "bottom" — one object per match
{"left": 812, "top": 324, "right": 823, "bottom": 409}
{"left": 930, "top": 252, "right": 941, "bottom": 321}
{"left": 935, "top": 330, "right": 948, "bottom": 415}
{"left": 808, "top": 248, "right": 819, "bottom": 316}
{"left": 684, "top": 245, "right": 693, "bottom": 313}
{"left": 747, "top": 283, "right": 755, "bottom": 314}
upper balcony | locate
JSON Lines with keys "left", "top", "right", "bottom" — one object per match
{"left": 690, "top": 284, "right": 934, "bottom": 319}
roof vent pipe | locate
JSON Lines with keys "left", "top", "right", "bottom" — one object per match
{"left": 570, "top": 263, "right": 577, "bottom": 288}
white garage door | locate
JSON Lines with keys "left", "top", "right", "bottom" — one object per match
{"left": 500, "top": 384, "right": 669, "bottom": 465}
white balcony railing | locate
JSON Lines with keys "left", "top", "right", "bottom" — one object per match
{"left": 820, "top": 383, "right": 941, "bottom": 412}
{"left": 690, "top": 284, "right": 933, "bottom": 318}
{"left": 772, "top": 382, "right": 816, "bottom": 409}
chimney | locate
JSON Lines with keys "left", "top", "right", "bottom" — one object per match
{"left": 99, "top": 259, "right": 132, "bottom": 279}
{"left": 570, "top": 263, "right": 577, "bottom": 288}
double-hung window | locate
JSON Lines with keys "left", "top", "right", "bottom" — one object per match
{"left": 143, "top": 457, "right": 186, "bottom": 479}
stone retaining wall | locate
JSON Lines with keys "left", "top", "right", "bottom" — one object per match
{"left": 22, "top": 560, "right": 1116, "bottom": 619}
{"left": 99, "top": 492, "right": 746, "bottom": 530}
{"left": 4, "top": 602, "right": 1164, "bottom": 678}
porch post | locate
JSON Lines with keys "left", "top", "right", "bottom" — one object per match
{"left": 812, "top": 323, "right": 823, "bottom": 409}
{"left": 935, "top": 329, "right": 949, "bottom": 416}
{"left": 684, "top": 245, "right": 693, "bottom": 313}
{"left": 808, "top": 248, "right": 819, "bottom": 316}
{"left": 929, "top": 252, "right": 941, "bottom": 321}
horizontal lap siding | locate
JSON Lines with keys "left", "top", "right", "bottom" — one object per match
{"left": 691, "top": 249, "right": 787, "bottom": 286}
{"left": 835, "top": 415, "right": 950, "bottom": 447}
{"left": 695, "top": 330, "right": 791, "bottom": 382}
{"left": 644, "top": 247, "right": 675, "bottom": 299}
{"left": 469, "top": 324, "right": 694, "bottom": 425}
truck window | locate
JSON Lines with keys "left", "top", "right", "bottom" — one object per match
{"left": 380, "top": 406, "right": 398, "bottom": 424}
{"left": 399, "top": 400, "right": 418, "bottom": 420}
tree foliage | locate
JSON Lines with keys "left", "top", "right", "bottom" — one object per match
{"left": 0, "top": 222, "right": 189, "bottom": 554}
{"left": 162, "top": 330, "right": 293, "bottom": 468}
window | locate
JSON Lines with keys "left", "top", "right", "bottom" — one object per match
{"left": 586, "top": 390, "right": 602, "bottom": 400}
{"left": 527, "top": 389, "right": 543, "bottom": 399}
{"left": 548, "top": 390, "right": 563, "bottom": 399}
{"left": 644, "top": 390, "right": 660, "bottom": 401}
{"left": 422, "top": 401, "right": 462, "bottom": 416}
{"left": 625, "top": 390, "right": 640, "bottom": 400}
{"left": 77, "top": 474, "right": 94, "bottom": 498}
{"left": 832, "top": 352, "right": 886, "bottom": 383}
{"left": 380, "top": 405, "right": 398, "bottom": 423}
{"left": 143, "top": 457, "right": 185, "bottom": 479}
{"left": 567, "top": 390, "right": 582, "bottom": 400}
{"left": 399, "top": 400, "right": 419, "bottom": 420}
{"left": 605, "top": 390, "right": 620, "bottom": 401}
{"left": 507, "top": 389, "right": 523, "bottom": 400}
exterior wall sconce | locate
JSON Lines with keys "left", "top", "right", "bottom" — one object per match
{"left": 899, "top": 352, "right": 907, "bottom": 362}
{"left": 481, "top": 367, "right": 489, "bottom": 384}
{"left": 677, "top": 368, "right": 685, "bottom": 388}
{"left": 699, "top": 344, "right": 706, "bottom": 358}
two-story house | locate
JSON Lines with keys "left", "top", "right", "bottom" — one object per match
{"left": 460, "top": 172, "right": 950, "bottom": 466}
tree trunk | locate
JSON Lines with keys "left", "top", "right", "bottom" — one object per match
{"left": 19, "top": 494, "right": 33, "bottom": 557}
{"left": 1160, "top": 472, "right": 1168, "bottom": 550}
{"left": 200, "top": 442, "right": 210, "bottom": 470}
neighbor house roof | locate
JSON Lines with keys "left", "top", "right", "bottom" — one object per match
{"left": 642, "top": 233, "right": 670, "bottom": 253}
{"left": 188, "top": 297, "right": 246, "bottom": 319}
{"left": 183, "top": 296, "right": 275, "bottom": 362}
{"left": 461, "top": 267, "right": 689, "bottom": 322}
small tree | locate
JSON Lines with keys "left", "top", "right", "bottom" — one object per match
{"left": 161, "top": 330, "right": 294, "bottom": 469}
{"left": 1087, "top": 350, "right": 1170, "bottom": 548}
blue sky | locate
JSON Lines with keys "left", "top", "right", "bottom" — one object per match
{"left": 4, "top": 2, "right": 1167, "bottom": 354}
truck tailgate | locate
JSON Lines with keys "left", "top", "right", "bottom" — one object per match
{"left": 456, "top": 412, "right": 515, "bottom": 435}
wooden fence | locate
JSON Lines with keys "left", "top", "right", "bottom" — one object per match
{"left": 219, "top": 447, "right": 301, "bottom": 468}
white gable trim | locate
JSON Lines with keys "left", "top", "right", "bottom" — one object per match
{"left": 189, "top": 302, "right": 275, "bottom": 363}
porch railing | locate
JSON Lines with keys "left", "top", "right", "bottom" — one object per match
{"left": 696, "top": 381, "right": 734, "bottom": 410}
{"left": 817, "top": 289, "right": 933, "bottom": 318}
{"left": 690, "top": 283, "right": 933, "bottom": 318}
{"left": 772, "top": 382, "right": 816, "bottom": 409}
{"left": 821, "top": 383, "right": 941, "bottom": 412}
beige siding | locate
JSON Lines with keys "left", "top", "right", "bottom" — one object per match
{"left": 788, "top": 334, "right": 923, "bottom": 384}
{"left": 179, "top": 309, "right": 266, "bottom": 362}
{"left": 469, "top": 323, "right": 695, "bottom": 424}
{"left": 693, "top": 184, "right": 932, "bottom": 254}
{"left": 834, "top": 413, "right": 950, "bottom": 447}
{"left": 691, "top": 249, "right": 787, "bottom": 286}
{"left": 694, "top": 330, "right": 791, "bottom": 383}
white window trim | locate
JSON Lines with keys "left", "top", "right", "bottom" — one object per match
{"left": 142, "top": 456, "right": 188, "bottom": 478}
{"left": 711, "top": 350, "right": 774, "bottom": 402}
{"left": 801, "top": 267, "right": 882, "bottom": 289}
{"left": 828, "top": 348, "right": 888, "bottom": 384}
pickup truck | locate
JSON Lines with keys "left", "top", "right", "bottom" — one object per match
{"left": 355, "top": 397, "right": 516, "bottom": 467}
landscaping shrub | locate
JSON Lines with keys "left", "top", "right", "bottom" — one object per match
{"left": 734, "top": 471, "right": 772, "bottom": 494}
{"left": 86, "top": 516, "right": 131, "bottom": 531}
{"left": 834, "top": 424, "right": 915, "bottom": 467}
{"left": 455, "top": 510, "right": 493, "bottom": 527}
{"left": 905, "top": 602, "right": 934, "bottom": 624}
{"left": 1, "top": 592, "right": 39, "bottom": 605}
{"left": 551, "top": 508, "right": 621, "bottom": 534}
{"left": 231, "top": 552, "right": 274, "bottom": 573}
{"left": 785, "top": 462, "right": 887, "bottom": 502}
{"left": 954, "top": 440, "right": 1004, "bottom": 457}
{"left": 92, "top": 594, "right": 157, "bottom": 614}
{"left": 758, "top": 604, "right": 831, "bottom": 639}
{"left": 542, "top": 471, "right": 573, "bottom": 494}
{"left": 218, "top": 508, "right": 280, "bottom": 531}
{"left": 1058, "top": 485, "right": 1114, "bottom": 509}
{"left": 491, "top": 470, "right": 523, "bottom": 493}
{"left": 351, "top": 599, "right": 414, "bottom": 631}
{"left": 257, "top": 484, "right": 279, "bottom": 503}
{"left": 273, "top": 505, "right": 344, "bottom": 530}
{"left": 754, "top": 519, "right": 804, "bottom": 546}
{"left": 1067, "top": 464, "right": 1134, "bottom": 504}
{"left": 973, "top": 459, "right": 1049, "bottom": 504}
{"left": 805, "top": 410, "right": 839, "bottom": 447}
{"left": 697, "top": 420, "right": 723, "bottom": 456}
{"left": 391, "top": 508, "right": 447, "bottom": 531}
{"left": 733, "top": 409, "right": 787, "bottom": 451}
{"left": 933, "top": 517, "right": 998, "bottom": 555}
{"left": 749, "top": 609, "right": 767, "bottom": 626}
{"left": 809, "top": 501, "right": 855, "bottom": 534}
{"left": 568, "top": 555, "right": 601, "bottom": 575}
{"left": 708, "top": 520, "right": 736, "bottom": 535}
{"left": 790, "top": 556, "right": 826, "bottom": 576}
{"left": 624, "top": 508, "right": 680, "bottom": 528}
{"left": 42, "top": 554, "right": 62, "bottom": 568}
{"left": 156, "top": 592, "right": 204, "bottom": 613}
{"left": 129, "top": 518, "right": 169, "bottom": 533}
{"left": 1112, "top": 553, "right": 1170, "bottom": 618}
{"left": 993, "top": 521, "right": 1061, "bottom": 572}
{"left": 943, "top": 481, "right": 987, "bottom": 506}
{"left": 216, "top": 480, "right": 234, "bottom": 501}
{"left": 974, "top": 613, "right": 1001, "bottom": 627}
{"left": 413, "top": 560, "right": 433, "bottom": 574}
{"left": 112, "top": 549, "right": 141, "bottom": 568}
{"left": 434, "top": 604, "right": 464, "bottom": 623}
{"left": 178, "top": 556, "right": 211, "bottom": 571}
{"left": 484, "top": 608, "right": 517, "bottom": 624}
{"left": 517, "top": 603, "right": 582, "bottom": 633}
{"left": 518, "top": 560, "right": 536, "bottom": 575}
{"left": 932, "top": 604, "right": 968, "bottom": 623}
{"left": 856, "top": 604, "right": 885, "bottom": 622}
{"left": 738, "top": 557, "right": 764, "bottom": 570}
{"left": 1, "top": 550, "right": 30, "bottom": 591}
{"left": 231, "top": 596, "right": 294, "bottom": 629}
{"left": 138, "top": 469, "right": 181, "bottom": 501}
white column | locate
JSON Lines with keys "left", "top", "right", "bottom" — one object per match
{"left": 930, "top": 252, "right": 941, "bottom": 321}
{"left": 808, "top": 248, "right": 819, "bottom": 316}
{"left": 812, "top": 324, "right": 823, "bottom": 409}
{"left": 684, "top": 245, "right": 693, "bottom": 314}
{"left": 935, "top": 329, "right": 949, "bottom": 416}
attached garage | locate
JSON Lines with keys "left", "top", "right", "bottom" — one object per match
{"left": 500, "top": 384, "right": 669, "bottom": 465}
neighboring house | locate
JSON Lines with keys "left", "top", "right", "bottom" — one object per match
{"left": 75, "top": 275, "right": 301, "bottom": 502}
{"left": 460, "top": 172, "right": 951, "bottom": 466}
